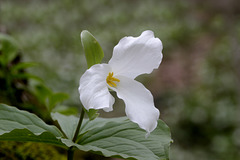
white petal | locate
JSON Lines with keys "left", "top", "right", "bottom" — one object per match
{"left": 109, "top": 30, "right": 163, "bottom": 79}
{"left": 78, "top": 64, "right": 115, "bottom": 112}
{"left": 112, "top": 75, "right": 160, "bottom": 135}
{"left": 103, "top": 94, "right": 115, "bottom": 112}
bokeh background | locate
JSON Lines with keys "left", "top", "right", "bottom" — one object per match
{"left": 1, "top": 0, "right": 240, "bottom": 159}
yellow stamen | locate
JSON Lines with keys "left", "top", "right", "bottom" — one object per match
{"left": 106, "top": 72, "right": 120, "bottom": 87}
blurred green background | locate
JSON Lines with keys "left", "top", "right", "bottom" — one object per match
{"left": 1, "top": 0, "right": 240, "bottom": 159}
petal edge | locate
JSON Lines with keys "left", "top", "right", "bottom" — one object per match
{"left": 112, "top": 76, "right": 160, "bottom": 135}
{"left": 79, "top": 64, "right": 115, "bottom": 112}
{"left": 109, "top": 30, "right": 163, "bottom": 79}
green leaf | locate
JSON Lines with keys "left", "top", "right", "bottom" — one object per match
{"left": 30, "top": 83, "right": 52, "bottom": 105}
{"left": 11, "top": 62, "right": 38, "bottom": 72}
{"left": 52, "top": 105, "right": 78, "bottom": 115}
{"left": 51, "top": 112, "right": 79, "bottom": 140}
{"left": 62, "top": 117, "right": 172, "bottom": 160}
{"left": 80, "top": 30, "right": 104, "bottom": 68}
{"left": 0, "top": 33, "right": 19, "bottom": 65}
{"left": 51, "top": 113, "right": 125, "bottom": 140}
{"left": 80, "top": 117, "right": 127, "bottom": 134}
{"left": 48, "top": 92, "right": 69, "bottom": 111}
{"left": 12, "top": 73, "right": 43, "bottom": 82}
{"left": 0, "top": 129, "right": 66, "bottom": 148}
{"left": 85, "top": 109, "right": 99, "bottom": 121}
{"left": 0, "top": 104, "right": 66, "bottom": 148}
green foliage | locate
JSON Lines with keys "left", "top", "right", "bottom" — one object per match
{"left": 0, "top": 33, "right": 70, "bottom": 121}
{"left": 52, "top": 105, "right": 79, "bottom": 116}
{"left": 0, "top": 33, "right": 18, "bottom": 66}
{"left": 0, "top": 33, "right": 39, "bottom": 82}
{"left": 10, "top": 62, "right": 38, "bottom": 72}
{"left": 30, "top": 83, "right": 69, "bottom": 112}
{"left": 51, "top": 112, "right": 172, "bottom": 160}
{"left": 85, "top": 109, "right": 99, "bottom": 121}
{"left": 0, "top": 33, "right": 47, "bottom": 120}
{"left": 0, "top": 141, "right": 66, "bottom": 160}
{"left": 51, "top": 112, "right": 79, "bottom": 140}
{"left": 48, "top": 93, "right": 69, "bottom": 111}
{"left": 81, "top": 30, "right": 104, "bottom": 68}
{"left": 63, "top": 118, "right": 172, "bottom": 160}
{"left": 17, "top": 142, "right": 66, "bottom": 160}
{"left": 0, "top": 104, "right": 65, "bottom": 147}
{"left": 0, "top": 104, "right": 172, "bottom": 160}
{"left": 82, "top": 119, "right": 171, "bottom": 160}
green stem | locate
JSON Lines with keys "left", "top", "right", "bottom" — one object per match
{"left": 67, "top": 108, "right": 85, "bottom": 160}
{"left": 67, "top": 149, "right": 74, "bottom": 160}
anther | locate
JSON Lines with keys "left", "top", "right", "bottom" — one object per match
{"left": 106, "top": 72, "right": 120, "bottom": 87}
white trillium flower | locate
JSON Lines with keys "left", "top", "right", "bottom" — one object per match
{"left": 79, "top": 30, "right": 163, "bottom": 136}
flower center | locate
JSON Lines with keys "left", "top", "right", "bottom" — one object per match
{"left": 106, "top": 72, "right": 120, "bottom": 87}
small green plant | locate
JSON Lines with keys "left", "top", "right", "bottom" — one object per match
{"left": 0, "top": 33, "right": 72, "bottom": 121}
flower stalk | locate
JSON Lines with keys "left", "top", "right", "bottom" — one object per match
{"left": 67, "top": 107, "right": 85, "bottom": 160}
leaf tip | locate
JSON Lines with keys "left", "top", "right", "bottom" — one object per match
{"left": 80, "top": 30, "right": 91, "bottom": 39}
